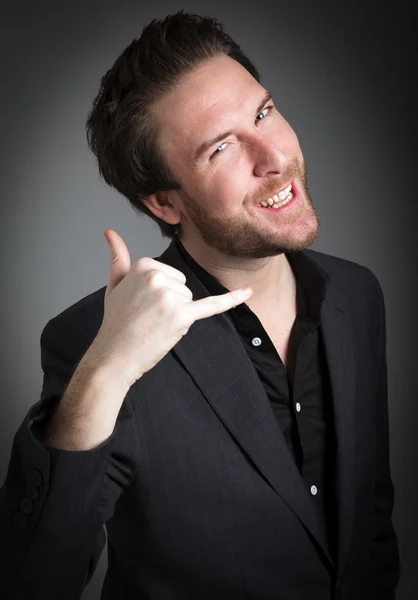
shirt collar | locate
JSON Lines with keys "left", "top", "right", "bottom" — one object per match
{"left": 174, "top": 237, "right": 328, "bottom": 322}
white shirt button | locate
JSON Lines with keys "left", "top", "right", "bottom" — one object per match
{"left": 310, "top": 485, "right": 318, "bottom": 496}
{"left": 296, "top": 402, "right": 301, "bottom": 412}
{"left": 251, "top": 337, "right": 262, "bottom": 347}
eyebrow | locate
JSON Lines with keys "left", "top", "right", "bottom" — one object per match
{"left": 192, "top": 90, "right": 273, "bottom": 162}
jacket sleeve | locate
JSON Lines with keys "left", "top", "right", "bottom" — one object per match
{"left": 0, "top": 314, "right": 139, "bottom": 600}
{"left": 365, "top": 274, "right": 401, "bottom": 598}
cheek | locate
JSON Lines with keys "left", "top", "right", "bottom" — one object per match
{"left": 292, "top": 132, "right": 302, "bottom": 153}
{"left": 284, "top": 125, "right": 302, "bottom": 154}
{"left": 209, "top": 160, "right": 250, "bottom": 211}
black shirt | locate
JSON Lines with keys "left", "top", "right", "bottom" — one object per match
{"left": 174, "top": 237, "right": 337, "bottom": 559}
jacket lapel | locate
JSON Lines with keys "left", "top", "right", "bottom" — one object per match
{"left": 156, "top": 240, "right": 357, "bottom": 578}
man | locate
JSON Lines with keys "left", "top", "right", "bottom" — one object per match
{"left": 0, "top": 11, "right": 400, "bottom": 600}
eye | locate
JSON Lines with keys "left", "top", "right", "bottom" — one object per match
{"left": 255, "top": 104, "right": 274, "bottom": 123}
{"left": 209, "top": 104, "right": 274, "bottom": 159}
{"left": 211, "top": 142, "right": 228, "bottom": 158}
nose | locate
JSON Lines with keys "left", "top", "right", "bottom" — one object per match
{"left": 252, "top": 135, "right": 288, "bottom": 178}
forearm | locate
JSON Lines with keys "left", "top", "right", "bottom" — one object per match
{"left": 0, "top": 394, "right": 117, "bottom": 599}
{"left": 42, "top": 350, "right": 131, "bottom": 451}
{"left": 0, "top": 315, "right": 139, "bottom": 598}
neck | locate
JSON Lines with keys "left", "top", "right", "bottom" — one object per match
{"left": 179, "top": 237, "right": 297, "bottom": 313}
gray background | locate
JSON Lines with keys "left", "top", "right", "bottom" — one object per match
{"left": 1, "top": 1, "right": 416, "bottom": 598}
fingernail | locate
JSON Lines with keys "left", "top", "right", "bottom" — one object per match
{"left": 238, "top": 286, "right": 252, "bottom": 296}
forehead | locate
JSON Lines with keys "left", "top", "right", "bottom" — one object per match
{"left": 152, "top": 54, "right": 264, "bottom": 161}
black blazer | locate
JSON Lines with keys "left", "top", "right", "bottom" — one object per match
{"left": 0, "top": 240, "right": 400, "bottom": 600}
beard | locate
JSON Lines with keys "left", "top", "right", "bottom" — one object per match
{"left": 176, "top": 157, "right": 320, "bottom": 259}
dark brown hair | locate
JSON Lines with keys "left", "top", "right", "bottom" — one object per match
{"left": 86, "top": 10, "right": 260, "bottom": 239}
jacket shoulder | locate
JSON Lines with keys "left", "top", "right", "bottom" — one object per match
{"left": 43, "top": 285, "right": 107, "bottom": 343}
{"left": 303, "top": 247, "right": 382, "bottom": 293}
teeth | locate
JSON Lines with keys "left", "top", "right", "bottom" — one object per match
{"left": 257, "top": 184, "right": 293, "bottom": 209}
{"left": 262, "top": 192, "right": 293, "bottom": 209}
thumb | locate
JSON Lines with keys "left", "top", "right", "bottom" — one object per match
{"left": 104, "top": 229, "right": 131, "bottom": 298}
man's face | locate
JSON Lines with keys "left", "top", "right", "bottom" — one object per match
{"left": 151, "top": 54, "right": 319, "bottom": 258}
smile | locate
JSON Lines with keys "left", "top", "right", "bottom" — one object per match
{"left": 253, "top": 180, "right": 300, "bottom": 214}
{"left": 255, "top": 182, "right": 293, "bottom": 209}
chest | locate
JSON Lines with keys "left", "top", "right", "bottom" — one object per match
{"left": 256, "top": 312, "right": 297, "bottom": 370}
{"left": 246, "top": 274, "right": 298, "bottom": 370}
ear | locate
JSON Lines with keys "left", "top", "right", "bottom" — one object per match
{"left": 140, "top": 190, "right": 182, "bottom": 226}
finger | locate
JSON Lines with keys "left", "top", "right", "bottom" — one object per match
{"left": 104, "top": 229, "right": 131, "bottom": 297}
{"left": 137, "top": 257, "right": 187, "bottom": 285}
{"left": 157, "top": 276, "right": 193, "bottom": 301}
{"left": 189, "top": 287, "right": 253, "bottom": 321}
